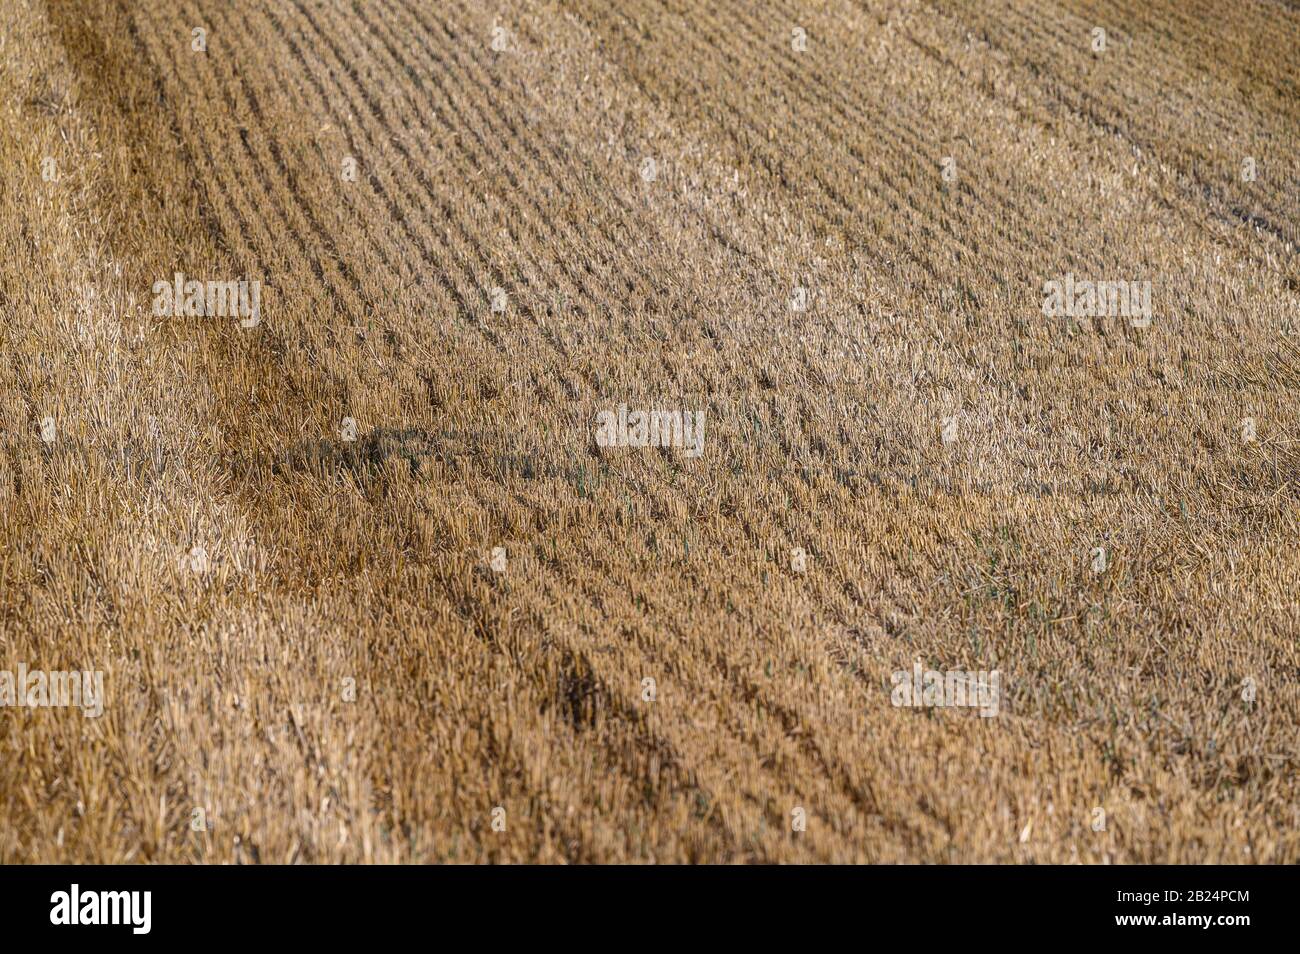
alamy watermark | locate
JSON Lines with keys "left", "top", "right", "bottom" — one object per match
{"left": 891, "top": 662, "right": 1000, "bottom": 717}
{"left": 0, "top": 664, "right": 104, "bottom": 718}
{"left": 594, "top": 406, "right": 705, "bottom": 458}
{"left": 50, "top": 884, "right": 150, "bottom": 934}
{"left": 1042, "top": 274, "right": 1151, "bottom": 326}
{"left": 152, "top": 271, "right": 261, "bottom": 327}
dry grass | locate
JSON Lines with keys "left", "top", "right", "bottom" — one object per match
{"left": 0, "top": 0, "right": 1296, "bottom": 863}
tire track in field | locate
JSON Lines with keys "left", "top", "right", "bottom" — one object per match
{"left": 432, "top": 440, "right": 870, "bottom": 855}
{"left": 228, "top": 0, "right": 712, "bottom": 857}
{"left": 511, "top": 545, "right": 860, "bottom": 859}
{"left": 131, "top": 0, "right": 355, "bottom": 449}
{"left": 529, "top": 510, "right": 957, "bottom": 858}
{"left": 29, "top": 0, "right": 347, "bottom": 861}
{"left": 413, "top": 486, "right": 752, "bottom": 857}
{"left": 445, "top": 421, "right": 929, "bottom": 858}
{"left": 122, "top": 0, "right": 453, "bottom": 861}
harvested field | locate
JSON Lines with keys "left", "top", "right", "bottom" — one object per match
{"left": 0, "top": 0, "right": 1296, "bottom": 863}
